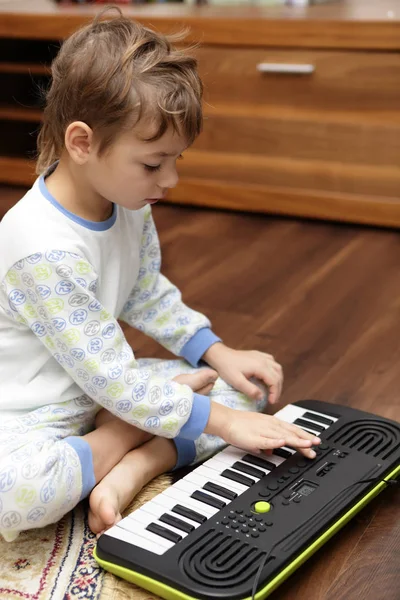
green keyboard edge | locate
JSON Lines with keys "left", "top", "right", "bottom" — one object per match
{"left": 93, "top": 464, "right": 400, "bottom": 600}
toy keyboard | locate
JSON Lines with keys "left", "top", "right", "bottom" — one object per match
{"left": 94, "top": 400, "right": 400, "bottom": 600}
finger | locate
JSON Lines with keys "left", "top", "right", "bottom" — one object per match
{"left": 271, "top": 417, "right": 319, "bottom": 441}
{"left": 274, "top": 432, "right": 317, "bottom": 448}
{"left": 254, "top": 369, "right": 282, "bottom": 404}
{"left": 258, "top": 437, "right": 286, "bottom": 451}
{"left": 267, "top": 382, "right": 280, "bottom": 405}
{"left": 299, "top": 447, "right": 317, "bottom": 459}
{"left": 276, "top": 421, "right": 316, "bottom": 440}
{"left": 234, "top": 374, "right": 264, "bottom": 401}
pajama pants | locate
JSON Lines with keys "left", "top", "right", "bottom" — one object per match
{"left": 0, "top": 358, "right": 267, "bottom": 541}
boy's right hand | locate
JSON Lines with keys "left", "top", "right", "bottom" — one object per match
{"left": 205, "top": 402, "right": 320, "bottom": 459}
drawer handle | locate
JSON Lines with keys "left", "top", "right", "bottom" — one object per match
{"left": 256, "top": 63, "right": 315, "bottom": 75}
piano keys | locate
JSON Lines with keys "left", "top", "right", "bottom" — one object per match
{"left": 94, "top": 399, "right": 400, "bottom": 600}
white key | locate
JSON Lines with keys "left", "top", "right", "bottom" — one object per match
{"left": 195, "top": 465, "right": 248, "bottom": 494}
{"left": 144, "top": 494, "right": 200, "bottom": 528}
{"left": 117, "top": 517, "right": 173, "bottom": 550}
{"left": 173, "top": 478, "right": 230, "bottom": 502}
{"left": 185, "top": 471, "right": 236, "bottom": 501}
{"left": 125, "top": 508, "right": 188, "bottom": 540}
{"left": 264, "top": 453, "right": 285, "bottom": 467}
{"left": 220, "top": 445, "right": 250, "bottom": 462}
{"left": 205, "top": 454, "right": 268, "bottom": 484}
{"left": 276, "top": 404, "right": 336, "bottom": 428}
{"left": 298, "top": 423, "right": 321, "bottom": 436}
{"left": 240, "top": 460, "right": 271, "bottom": 476}
{"left": 162, "top": 486, "right": 218, "bottom": 516}
{"left": 212, "top": 455, "right": 260, "bottom": 482}
{"left": 103, "top": 524, "right": 168, "bottom": 555}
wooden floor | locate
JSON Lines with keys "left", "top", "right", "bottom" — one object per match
{"left": 1, "top": 187, "right": 399, "bottom": 600}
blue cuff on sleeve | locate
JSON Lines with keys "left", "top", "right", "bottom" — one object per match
{"left": 65, "top": 436, "right": 96, "bottom": 500}
{"left": 181, "top": 328, "right": 221, "bottom": 367}
{"left": 172, "top": 437, "right": 196, "bottom": 470}
{"left": 178, "top": 393, "right": 211, "bottom": 440}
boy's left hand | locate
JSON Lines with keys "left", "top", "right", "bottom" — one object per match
{"left": 202, "top": 342, "right": 283, "bottom": 404}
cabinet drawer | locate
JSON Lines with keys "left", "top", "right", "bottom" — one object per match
{"left": 195, "top": 47, "right": 400, "bottom": 111}
{"left": 194, "top": 108, "right": 400, "bottom": 167}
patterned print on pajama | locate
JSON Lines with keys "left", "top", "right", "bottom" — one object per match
{"left": 0, "top": 358, "right": 267, "bottom": 541}
{"left": 0, "top": 183, "right": 266, "bottom": 540}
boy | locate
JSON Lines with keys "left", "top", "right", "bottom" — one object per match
{"left": 0, "top": 11, "right": 319, "bottom": 541}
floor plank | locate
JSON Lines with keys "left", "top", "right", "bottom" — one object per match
{"left": 1, "top": 189, "right": 399, "bottom": 600}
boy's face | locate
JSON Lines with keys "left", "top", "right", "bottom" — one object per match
{"left": 86, "top": 124, "right": 187, "bottom": 211}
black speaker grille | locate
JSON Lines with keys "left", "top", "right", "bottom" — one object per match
{"left": 180, "top": 529, "right": 274, "bottom": 589}
{"left": 326, "top": 419, "right": 400, "bottom": 459}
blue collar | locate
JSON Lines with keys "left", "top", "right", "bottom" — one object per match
{"left": 39, "top": 167, "right": 117, "bottom": 232}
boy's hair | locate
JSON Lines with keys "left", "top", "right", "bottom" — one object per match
{"left": 36, "top": 8, "right": 203, "bottom": 174}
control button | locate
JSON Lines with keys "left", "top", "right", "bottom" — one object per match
{"left": 236, "top": 509, "right": 244, "bottom": 514}
{"left": 228, "top": 514, "right": 236, "bottom": 520}
{"left": 293, "top": 497, "right": 301, "bottom": 503}
{"left": 221, "top": 517, "right": 229, "bottom": 525}
{"left": 255, "top": 516, "right": 263, "bottom": 522}
{"left": 282, "top": 474, "right": 291, "bottom": 480}
{"left": 242, "top": 526, "right": 249, "bottom": 533}
{"left": 265, "top": 521, "right": 273, "bottom": 527}
{"left": 267, "top": 482, "right": 279, "bottom": 491}
{"left": 282, "top": 500, "right": 290, "bottom": 506}
{"left": 320, "top": 443, "right": 329, "bottom": 450}
{"left": 258, "top": 491, "right": 271, "bottom": 498}
{"left": 245, "top": 512, "right": 253, "bottom": 519}
{"left": 339, "top": 452, "right": 347, "bottom": 458}
{"left": 238, "top": 516, "right": 246, "bottom": 523}
{"left": 283, "top": 491, "right": 292, "bottom": 499}
{"left": 254, "top": 501, "right": 271, "bottom": 514}
{"left": 231, "top": 523, "right": 239, "bottom": 529}
{"left": 297, "top": 459, "right": 308, "bottom": 468}
{"left": 251, "top": 531, "right": 260, "bottom": 538}
{"left": 258, "top": 525, "right": 266, "bottom": 532}
{"left": 278, "top": 477, "right": 285, "bottom": 483}
{"left": 289, "top": 467, "right": 300, "bottom": 474}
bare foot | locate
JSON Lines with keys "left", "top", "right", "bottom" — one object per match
{"left": 88, "top": 436, "right": 177, "bottom": 535}
{"left": 88, "top": 461, "right": 143, "bottom": 535}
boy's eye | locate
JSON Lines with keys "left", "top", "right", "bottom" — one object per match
{"left": 143, "top": 164, "right": 161, "bottom": 173}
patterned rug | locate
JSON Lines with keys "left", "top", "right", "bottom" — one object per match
{"left": 0, "top": 474, "right": 172, "bottom": 600}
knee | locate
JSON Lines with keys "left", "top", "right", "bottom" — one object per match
{"left": 0, "top": 439, "right": 83, "bottom": 537}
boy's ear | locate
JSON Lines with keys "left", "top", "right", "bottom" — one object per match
{"left": 64, "top": 121, "right": 93, "bottom": 165}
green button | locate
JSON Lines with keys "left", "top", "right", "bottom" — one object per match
{"left": 254, "top": 501, "right": 271, "bottom": 514}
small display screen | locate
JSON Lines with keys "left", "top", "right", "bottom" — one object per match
{"left": 296, "top": 482, "right": 317, "bottom": 496}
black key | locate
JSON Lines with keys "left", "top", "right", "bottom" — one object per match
{"left": 146, "top": 522, "right": 182, "bottom": 543}
{"left": 222, "top": 469, "right": 254, "bottom": 487}
{"left": 273, "top": 448, "right": 292, "bottom": 459}
{"left": 303, "top": 411, "right": 334, "bottom": 426}
{"left": 203, "top": 481, "right": 237, "bottom": 501}
{"left": 232, "top": 461, "right": 266, "bottom": 479}
{"left": 302, "top": 427, "right": 319, "bottom": 435}
{"left": 172, "top": 504, "right": 206, "bottom": 525}
{"left": 159, "top": 513, "right": 194, "bottom": 534}
{"left": 191, "top": 490, "right": 226, "bottom": 510}
{"left": 242, "top": 454, "right": 276, "bottom": 471}
{"left": 294, "top": 418, "right": 324, "bottom": 433}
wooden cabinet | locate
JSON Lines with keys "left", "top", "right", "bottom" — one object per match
{"left": 0, "top": 0, "right": 399, "bottom": 227}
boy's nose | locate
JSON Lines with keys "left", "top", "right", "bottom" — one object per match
{"left": 159, "top": 168, "right": 179, "bottom": 190}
